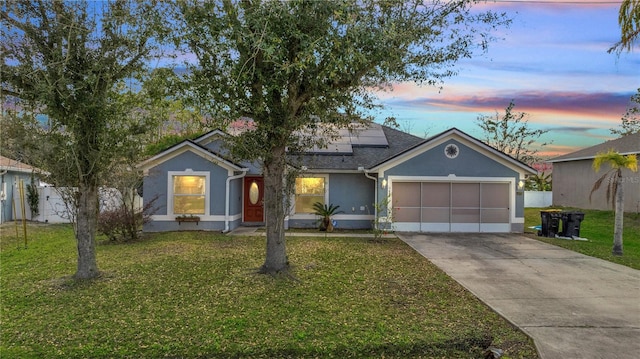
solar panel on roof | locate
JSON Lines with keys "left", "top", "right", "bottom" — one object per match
{"left": 303, "top": 122, "right": 388, "bottom": 154}
{"left": 310, "top": 143, "right": 353, "bottom": 154}
{"left": 349, "top": 124, "right": 388, "bottom": 147}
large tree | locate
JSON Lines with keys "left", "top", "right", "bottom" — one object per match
{"left": 1, "top": 0, "right": 166, "bottom": 279}
{"left": 476, "top": 100, "right": 550, "bottom": 165}
{"left": 175, "top": 0, "right": 510, "bottom": 274}
{"left": 609, "top": 0, "right": 640, "bottom": 54}
{"left": 590, "top": 150, "right": 638, "bottom": 256}
{"left": 611, "top": 88, "right": 640, "bottom": 136}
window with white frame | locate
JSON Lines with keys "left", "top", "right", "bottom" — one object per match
{"left": 294, "top": 176, "right": 326, "bottom": 213}
{"left": 169, "top": 172, "right": 208, "bottom": 215}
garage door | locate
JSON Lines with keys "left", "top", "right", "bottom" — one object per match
{"left": 393, "top": 182, "right": 510, "bottom": 232}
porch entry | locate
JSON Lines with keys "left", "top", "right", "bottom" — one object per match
{"left": 392, "top": 181, "right": 511, "bottom": 232}
{"left": 243, "top": 176, "right": 264, "bottom": 222}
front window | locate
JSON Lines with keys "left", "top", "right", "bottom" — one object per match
{"left": 295, "top": 177, "right": 325, "bottom": 213}
{"left": 172, "top": 175, "right": 206, "bottom": 215}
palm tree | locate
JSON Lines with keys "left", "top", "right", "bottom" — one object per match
{"left": 590, "top": 150, "right": 638, "bottom": 255}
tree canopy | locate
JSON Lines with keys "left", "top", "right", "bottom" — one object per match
{"left": 175, "top": 0, "right": 511, "bottom": 273}
{"left": 1, "top": 0, "right": 168, "bottom": 279}
{"left": 476, "top": 100, "right": 550, "bottom": 165}
{"left": 609, "top": 0, "right": 640, "bottom": 54}
{"left": 611, "top": 88, "right": 640, "bottom": 136}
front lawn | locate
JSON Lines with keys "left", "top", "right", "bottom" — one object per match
{"left": 1, "top": 223, "right": 537, "bottom": 358}
{"left": 525, "top": 208, "right": 640, "bottom": 269}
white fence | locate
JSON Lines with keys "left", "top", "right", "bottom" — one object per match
{"left": 13, "top": 186, "right": 142, "bottom": 224}
{"left": 524, "top": 191, "right": 553, "bottom": 208}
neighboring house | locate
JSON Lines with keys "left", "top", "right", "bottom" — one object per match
{"left": 0, "top": 155, "right": 41, "bottom": 224}
{"left": 138, "top": 124, "right": 536, "bottom": 233}
{"left": 548, "top": 132, "right": 640, "bottom": 213}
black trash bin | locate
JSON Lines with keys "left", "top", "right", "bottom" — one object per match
{"left": 540, "top": 210, "right": 562, "bottom": 237}
{"left": 565, "top": 212, "right": 585, "bottom": 237}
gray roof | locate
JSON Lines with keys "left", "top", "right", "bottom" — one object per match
{"left": 293, "top": 125, "right": 424, "bottom": 171}
{"left": 145, "top": 123, "right": 535, "bottom": 174}
{"left": 0, "top": 155, "right": 42, "bottom": 174}
{"left": 548, "top": 132, "right": 640, "bottom": 163}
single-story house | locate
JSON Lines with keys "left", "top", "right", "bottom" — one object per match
{"left": 138, "top": 124, "right": 536, "bottom": 233}
{"left": 0, "top": 155, "right": 41, "bottom": 223}
{"left": 548, "top": 132, "right": 640, "bottom": 212}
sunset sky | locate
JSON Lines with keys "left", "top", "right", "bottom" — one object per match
{"left": 370, "top": 0, "right": 639, "bottom": 158}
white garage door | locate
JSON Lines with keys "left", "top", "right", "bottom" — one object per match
{"left": 393, "top": 182, "right": 511, "bottom": 232}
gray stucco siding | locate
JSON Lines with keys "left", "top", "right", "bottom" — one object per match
{"left": 143, "top": 151, "right": 232, "bottom": 217}
{"left": 287, "top": 218, "right": 372, "bottom": 230}
{"left": 328, "top": 173, "right": 376, "bottom": 215}
{"left": 553, "top": 159, "right": 640, "bottom": 212}
{"left": 229, "top": 177, "right": 242, "bottom": 216}
{"left": 0, "top": 171, "right": 37, "bottom": 223}
{"left": 384, "top": 140, "right": 519, "bottom": 179}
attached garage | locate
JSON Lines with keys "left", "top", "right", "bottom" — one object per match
{"left": 392, "top": 180, "right": 512, "bottom": 232}
{"left": 369, "top": 128, "right": 535, "bottom": 233}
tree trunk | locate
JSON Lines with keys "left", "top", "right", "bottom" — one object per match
{"left": 74, "top": 182, "right": 100, "bottom": 279}
{"left": 260, "top": 145, "right": 289, "bottom": 274}
{"left": 612, "top": 175, "right": 624, "bottom": 256}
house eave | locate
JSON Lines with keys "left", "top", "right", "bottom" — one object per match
{"left": 137, "top": 141, "right": 244, "bottom": 174}
{"left": 548, "top": 151, "right": 640, "bottom": 163}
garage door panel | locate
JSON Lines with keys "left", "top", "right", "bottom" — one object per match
{"left": 392, "top": 181, "right": 511, "bottom": 233}
{"left": 393, "top": 182, "right": 420, "bottom": 207}
{"left": 482, "top": 183, "right": 509, "bottom": 207}
{"left": 394, "top": 207, "right": 420, "bottom": 222}
{"left": 481, "top": 208, "right": 509, "bottom": 223}
{"left": 421, "top": 208, "right": 449, "bottom": 223}
{"left": 421, "top": 182, "right": 450, "bottom": 206}
{"left": 452, "top": 183, "right": 480, "bottom": 207}
{"left": 451, "top": 208, "right": 480, "bottom": 223}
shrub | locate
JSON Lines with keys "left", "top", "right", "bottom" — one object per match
{"left": 98, "top": 196, "right": 157, "bottom": 242}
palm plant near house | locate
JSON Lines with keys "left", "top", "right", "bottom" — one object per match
{"left": 312, "top": 202, "right": 343, "bottom": 232}
{"left": 590, "top": 150, "right": 638, "bottom": 255}
{"left": 525, "top": 172, "right": 552, "bottom": 191}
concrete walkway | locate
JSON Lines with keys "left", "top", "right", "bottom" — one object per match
{"left": 397, "top": 232, "right": 640, "bottom": 359}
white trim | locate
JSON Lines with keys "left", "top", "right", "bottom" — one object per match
{"left": 421, "top": 223, "right": 450, "bottom": 232}
{"left": 192, "top": 129, "right": 228, "bottom": 146}
{"left": 480, "top": 223, "right": 511, "bottom": 232}
{"left": 547, "top": 151, "right": 639, "bottom": 163}
{"left": 225, "top": 170, "right": 248, "bottom": 232}
{"left": 151, "top": 214, "right": 239, "bottom": 222}
{"left": 138, "top": 141, "right": 242, "bottom": 174}
{"left": 291, "top": 174, "right": 330, "bottom": 215}
{"left": 167, "top": 171, "right": 211, "bottom": 216}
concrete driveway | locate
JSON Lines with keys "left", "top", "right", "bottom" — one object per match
{"left": 397, "top": 233, "right": 640, "bottom": 359}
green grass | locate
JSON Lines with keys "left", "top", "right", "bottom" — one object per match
{"left": 1, "top": 223, "right": 537, "bottom": 358}
{"left": 525, "top": 207, "right": 640, "bottom": 269}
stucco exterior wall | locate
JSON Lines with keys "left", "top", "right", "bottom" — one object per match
{"left": 553, "top": 159, "right": 640, "bottom": 213}
{"left": 380, "top": 140, "right": 525, "bottom": 218}
{"left": 0, "top": 171, "right": 38, "bottom": 223}
{"left": 385, "top": 140, "right": 520, "bottom": 179}
{"left": 287, "top": 173, "right": 376, "bottom": 230}
{"left": 143, "top": 150, "right": 242, "bottom": 232}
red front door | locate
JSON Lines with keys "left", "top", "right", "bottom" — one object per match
{"left": 243, "top": 177, "right": 264, "bottom": 222}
